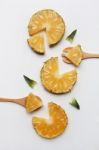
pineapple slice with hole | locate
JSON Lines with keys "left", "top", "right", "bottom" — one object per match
{"left": 26, "top": 93, "right": 43, "bottom": 112}
{"left": 28, "top": 9, "right": 65, "bottom": 46}
{"left": 40, "top": 57, "right": 77, "bottom": 94}
{"left": 27, "top": 33, "right": 45, "bottom": 54}
{"left": 64, "top": 45, "right": 83, "bottom": 66}
{"left": 32, "top": 102, "right": 68, "bottom": 139}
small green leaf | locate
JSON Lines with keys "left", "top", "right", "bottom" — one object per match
{"left": 66, "top": 29, "right": 77, "bottom": 43}
{"left": 69, "top": 98, "right": 80, "bottom": 110}
{"left": 23, "top": 75, "right": 37, "bottom": 88}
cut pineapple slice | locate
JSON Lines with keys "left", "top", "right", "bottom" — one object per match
{"left": 64, "top": 45, "right": 83, "bottom": 66}
{"left": 26, "top": 93, "right": 43, "bottom": 112}
{"left": 32, "top": 102, "right": 68, "bottom": 138}
{"left": 40, "top": 57, "right": 77, "bottom": 94}
{"left": 27, "top": 33, "right": 45, "bottom": 54}
{"left": 28, "top": 9, "right": 65, "bottom": 46}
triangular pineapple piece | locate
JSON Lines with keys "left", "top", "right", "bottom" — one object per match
{"left": 28, "top": 9, "right": 65, "bottom": 46}
{"left": 32, "top": 102, "right": 68, "bottom": 138}
{"left": 26, "top": 93, "right": 43, "bottom": 112}
{"left": 27, "top": 33, "right": 45, "bottom": 54}
{"left": 40, "top": 57, "right": 77, "bottom": 94}
{"left": 64, "top": 45, "right": 83, "bottom": 66}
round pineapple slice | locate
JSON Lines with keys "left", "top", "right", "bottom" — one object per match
{"left": 27, "top": 33, "right": 45, "bottom": 54}
{"left": 26, "top": 93, "right": 43, "bottom": 112}
{"left": 63, "top": 45, "right": 83, "bottom": 66}
{"left": 28, "top": 9, "right": 65, "bottom": 46}
{"left": 40, "top": 57, "right": 77, "bottom": 94}
{"left": 32, "top": 102, "right": 68, "bottom": 138}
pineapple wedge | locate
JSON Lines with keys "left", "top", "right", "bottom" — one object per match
{"left": 63, "top": 45, "right": 83, "bottom": 66}
{"left": 32, "top": 102, "right": 68, "bottom": 138}
{"left": 40, "top": 57, "right": 77, "bottom": 94}
{"left": 27, "top": 33, "right": 45, "bottom": 54}
{"left": 26, "top": 93, "right": 43, "bottom": 112}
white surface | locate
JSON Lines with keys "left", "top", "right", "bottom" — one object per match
{"left": 0, "top": 0, "right": 99, "bottom": 150}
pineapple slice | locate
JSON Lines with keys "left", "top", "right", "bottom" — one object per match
{"left": 28, "top": 9, "right": 65, "bottom": 46}
{"left": 63, "top": 45, "right": 83, "bottom": 66}
{"left": 40, "top": 57, "right": 77, "bottom": 94}
{"left": 32, "top": 102, "right": 68, "bottom": 138}
{"left": 27, "top": 33, "right": 45, "bottom": 54}
{"left": 26, "top": 93, "right": 43, "bottom": 112}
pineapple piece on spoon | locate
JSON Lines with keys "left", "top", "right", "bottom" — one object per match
{"left": 62, "top": 45, "right": 99, "bottom": 66}
{"left": 0, "top": 93, "right": 43, "bottom": 113}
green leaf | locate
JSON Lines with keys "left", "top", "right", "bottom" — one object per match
{"left": 69, "top": 98, "right": 80, "bottom": 110}
{"left": 23, "top": 75, "right": 37, "bottom": 88}
{"left": 66, "top": 29, "right": 77, "bottom": 43}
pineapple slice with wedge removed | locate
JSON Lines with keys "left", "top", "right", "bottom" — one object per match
{"left": 63, "top": 45, "right": 83, "bottom": 66}
{"left": 32, "top": 102, "right": 68, "bottom": 138}
{"left": 26, "top": 93, "right": 43, "bottom": 112}
{"left": 27, "top": 33, "right": 45, "bottom": 54}
{"left": 40, "top": 57, "right": 77, "bottom": 94}
{"left": 28, "top": 9, "right": 65, "bottom": 53}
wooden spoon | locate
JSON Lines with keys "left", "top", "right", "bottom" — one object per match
{"left": 0, "top": 97, "right": 26, "bottom": 106}
{"left": 62, "top": 47, "right": 99, "bottom": 64}
{"left": 0, "top": 93, "right": 43, "bottom": 112}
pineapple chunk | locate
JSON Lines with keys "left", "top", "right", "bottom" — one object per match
{"left": 63, "top": 45, "right": 83, "bottom": 66}
{"left": 27, "top": 33, "right": 45, "bottom": 54}
{"left": 26, "top": 93, "right": 43, "bottom": 112}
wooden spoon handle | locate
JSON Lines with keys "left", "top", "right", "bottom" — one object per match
{"left": 0, "top": 97, "right": 26, "bottom": 106}
{"left": 83, "top": 52, "right": 99, "bottom": 59}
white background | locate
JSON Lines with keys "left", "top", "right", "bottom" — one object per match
{"left": 0, "top": 0, "right": 99, "bottom": 150}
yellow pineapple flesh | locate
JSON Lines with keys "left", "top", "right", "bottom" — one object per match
{"left": 32, "top": 102, "right": 68, "bottom": 138}
{"left": 28, "top": 9, "right": 65, "bottom": 46}
{"left": 27, "top": 33, "right": 45, "bottom": 54}
{"left": 40, "top": 57, "right": 77, "bottom": 94}
{"left": 63, "top": 45, "right": 83, "bottom": 66}
{"left": 26, "top": 93, "right": 43, "bottom": 112}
